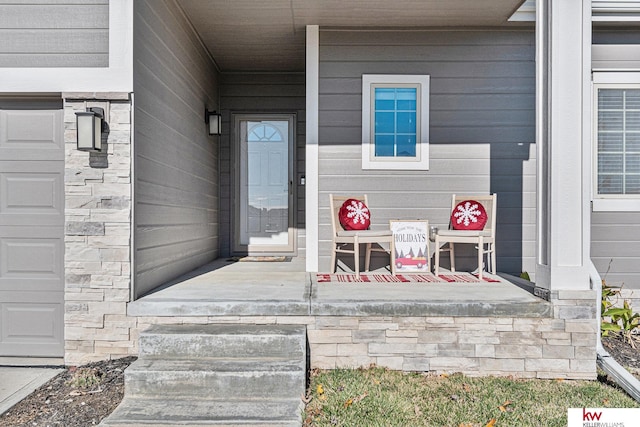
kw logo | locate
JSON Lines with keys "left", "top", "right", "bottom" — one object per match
{"left": 583, "top": 408, "right": 603, "bottom": 421}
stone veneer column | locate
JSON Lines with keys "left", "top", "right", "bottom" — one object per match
{"left": 63, "top": 94, "right": 134, "bottom": 365}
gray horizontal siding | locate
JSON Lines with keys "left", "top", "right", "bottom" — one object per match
{"left": 592, "top": 213, "right": 640, "bottom": 289}
{"left": 590, "top": 29, "right": 640, "bottom": 288}
{"left": 318, "top": 29, "right": 536, "bottom": 276}
{"left": 133, "top": 0, "right": 219, "bottom": 298}
{"left": 0, "top": 1, "right": 108, "bottom": 67}
{"left": 592, "top": 44, "right": 640, "bottom": 70}
{"left": 219, "top": 72, "right": 306, "bottom": 257}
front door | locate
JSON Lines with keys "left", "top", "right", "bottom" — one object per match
{"left": 234, "top": 115, "right": 295, "bottom": 254}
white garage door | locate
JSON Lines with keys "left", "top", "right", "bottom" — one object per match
{"left": 0, "top": 109, "right": 64, "bottom": 357}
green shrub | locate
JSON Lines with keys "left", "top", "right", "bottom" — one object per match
{"left": 601, "top": 281, "right": 640, "bottom": 347}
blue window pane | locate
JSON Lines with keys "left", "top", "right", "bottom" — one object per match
{"left": 372, "top": 86, "right": 419, "bottom": 159}
{"left": 375, "top": 88, "right": 395, "bottom": 98}
{"left": 396, "top": 88, "right": 416, "bottom": 97}
{"left": 396, "top": 112, "right": 416, "bottom": 134}
{"left": 375, "top": 135, "right": 395, "bottom": 156}
{"left": 397, "top": 100, "right": 416, "bottom": 110}
{"left": 396, "top": 88, "right": 417, "bottom": 110}
{"left": 396, "top": 136, "right": 416, "bottom": 157}
{"left": 375, "top": 112, "right": 395, "bottom": 133}
{"left": 375, "top": 88, "right": 396, "bottom": 110}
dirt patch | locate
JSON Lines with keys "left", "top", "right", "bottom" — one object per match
{"left": 603, "top": 335, "right": 640, "bottom": 369}
{"left": 1, "top": 356, "right": 136, "bottom": 427}
{"left": 602, "top": 334, "right": 640, "bottom": 382}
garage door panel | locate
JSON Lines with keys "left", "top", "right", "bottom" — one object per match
{"left": 0, "top": 163, "right": 63, "bottom": 227}
{"left": 0, "top": 298, "right": 63, "bottom": 357}
{"left": 0, "top": 110, "right": 64, "bottom": 161}
{"left": 0, "top": 233, "right": 63, "bottom": 291}
{"left": 0, "top": 108, "right": 64, "bottom": 357}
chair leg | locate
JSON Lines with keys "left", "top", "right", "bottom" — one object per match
{"left": 477, "top": 236, "right": 484, "bottom": 279}
{"left": 390, "top": 239, "right": 396, "bottom": 275}
{"left": 354, "top": 237, "right": 360, "bottom": 278}
{"left": 434, "top": 237, "right": 440, "bottom": 276}
{"left": 491, "top": 244, "right": 496, "bottom": 274}
{"left": 365, "top": 243, "right": 372, "bottom": 272}
{"left": 330, "top": 243, "right": 337, "bottom": 273}
{"left": 449, "top": 243, "right": 456, "bottom": 272}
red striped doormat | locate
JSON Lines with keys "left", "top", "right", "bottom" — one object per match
{"left": 316, "top": 273, "right": 500, "bottom": 283}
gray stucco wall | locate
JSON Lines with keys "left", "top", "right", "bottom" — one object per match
{"left": 0, "top": 0, "right": 108, "bottom": 67}
{"left": 133, "top": 0, "right": 220, "bottom": 298}
{"left": 219, "top": 73, "right": 306, "bottom": 257}
{"left": 318, "top": 29, "right": 536, "bottom": 276}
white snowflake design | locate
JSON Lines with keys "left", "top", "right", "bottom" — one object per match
{"left": 346, "top": 200, "right": 370, "bottom": 226}
{"left": 453, "top": 201, "right": 482, "bottom": 227}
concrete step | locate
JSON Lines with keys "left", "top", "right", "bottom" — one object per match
{"left": 138, "top": 324, "right": 306, "bottom": 359}
{"left": 100, "top": 397, "right": 303, "bottom": 426}
{"left": 100, "top": 324, "right": 307, "bottom": 427}
{"left": 124, "top": 358, "right": 305, "bottom": 399}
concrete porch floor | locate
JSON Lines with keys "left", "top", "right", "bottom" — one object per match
{"left": 128, "top": 257, "right": 552, "bottom": 318}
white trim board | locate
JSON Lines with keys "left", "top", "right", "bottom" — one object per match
{"left": 305, "top": 25, "right": 319, "bottom": 273}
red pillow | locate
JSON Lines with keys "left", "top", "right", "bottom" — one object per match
{"left": 451, "top": 200, "right": 488, "bottom": 230}
{"left": 339, "top": 199, "right": 371, "bottom": 230}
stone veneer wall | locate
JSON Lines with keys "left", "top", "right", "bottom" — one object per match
{"left": 131, "top": 290, "right": 597, "bottom": 379}
{"left": 64, "top": 95, "right": 134, "bottom": 365}
{"left": 306, "top": 290, "right": 596, "bottom": 379}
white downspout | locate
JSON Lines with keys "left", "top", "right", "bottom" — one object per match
{"left": 590, "top": 261, "right": 640, "bottom": 402}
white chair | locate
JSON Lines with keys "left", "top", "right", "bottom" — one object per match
{"left": 330, "top": 194, "right": 394, "bottom": 277}
{"left": 434, "top": 194, "right": 497, "bottom": 279}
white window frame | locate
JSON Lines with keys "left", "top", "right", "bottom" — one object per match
{"left": 592, "top": 74, "right": 640, "bottom": 212}
{"left": 362, "top": 74, "right": 430, "bottom": 170}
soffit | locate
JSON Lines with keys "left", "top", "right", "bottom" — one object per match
{"left": 176, "top": 0, "right": 526, "bottom": 72}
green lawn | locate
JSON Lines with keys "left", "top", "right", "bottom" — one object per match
{"left": 304, "top": 367, "right": 638, "bottom": 427}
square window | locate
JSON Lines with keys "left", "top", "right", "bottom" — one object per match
{"left": 362, "top": 75, "right": 429, "bottom": 170}
{"left": 593, "top": 83, "right": 640, "bottom": 211}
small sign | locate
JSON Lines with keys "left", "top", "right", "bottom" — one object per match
{"left": 568, "top": 407, "right": 640, "bottom": 426}
{"left": 390, "top": 220, "right": 430, "bottom": 273}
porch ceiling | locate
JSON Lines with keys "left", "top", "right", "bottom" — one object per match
{"left": 176, "top": 0, "right": 527, "bottom": 72}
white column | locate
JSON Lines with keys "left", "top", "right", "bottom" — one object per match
{"left": 306, "top": 25, "right": 319, "bottom": 272}
{"left": 536, "top": 0, "right": 592, "bottom": 290}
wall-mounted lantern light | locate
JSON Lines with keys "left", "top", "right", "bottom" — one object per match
{"left": 75, "top": 107, "right": 105, "bottom": 152}
{"left": 205, "top": 109, "right": 222, "bottom": 136}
